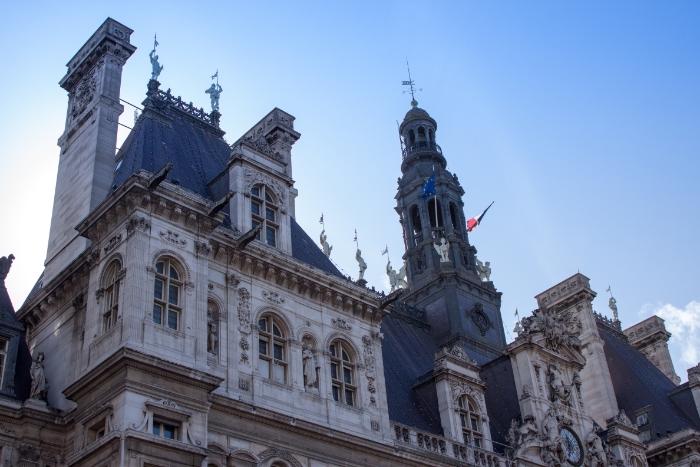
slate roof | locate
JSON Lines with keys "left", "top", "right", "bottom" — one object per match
{"left": 598, "top": 322, "right": 700, "bottom": 436}
{"left": 0, "top": 276, "right": 31, "bottom": 401}
{"left": 480, "top": 355, "right": 520, "bottom": 451}
{"left": 289, "top": 217, "right": 344, "bottom": 278}
{"left": 380, "top": 311, "right": 443, "bottom": 434}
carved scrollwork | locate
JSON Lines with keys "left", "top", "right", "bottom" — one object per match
{"left": 466, "top": 302, "right": 493, "bottom": 337}
{"left": 262, "top": 289, "right": 285, "bottom": 305}
{"left": 126, "top": 216, "right": 150, "bottom": 235}
{"left": 159, "top": 230, "right": 186, "bottom": 247}
{"left": 103, "top": 234, "right": 122, "bottom": 253}
{"left": 237, "top": 287, "right": 251, "bottom": 333}
{"left": 331, "top": 317, "right": 352, "bottom": 332}
{"left": 243, "top": 168, "right": 286, "bottom": 204}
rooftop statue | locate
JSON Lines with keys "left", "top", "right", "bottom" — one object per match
{"left": 355, "top": 249, "right": 367, "bottom": 280}
{"left": 0, "top": 254, "right": 15, "bottom": 281}
{"left": 606, "top": 286, "right": 619, "bottom": 321}
{"left": 319, "top": 230, "right": 332, "bottom": 258}
{"left": 476, "top": 258, "right": 491, "bottom": 281}
{"left": 434, "top": 238, "right": 450, "bottom": 263}
{"left": 149, "top": 35, "right": 163, "bottom": 81}
{"left": 205, "top": 72, "right": 223, "bottom": 112}
{"left": 386, "top": 259, "right": 408, "bottom": 292}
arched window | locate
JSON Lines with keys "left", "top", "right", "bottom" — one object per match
{"left": 153, "top": 258, "right": 183, "bottom": 330}
{"left": 417, "top": 126, "right": 426, "bottom": 141}
{"left": 410, "top": 205, "right": 423, "bottom": 246}
{"left": 428, "top": 199, "right": 444, "bottom": 237}
{"left": 429, "top": 129, "right": 434, "bottom": 142}
{"left": 258, "top": 314, "right": 287, "bottom": 382}
{"left": 409, "top": 129, "right": 416, "bottom": 145}
{"left": 450, "top": 203, "right": 460, "bottom": 232}
{"left": 251, "top": 185, "right": 279, "bottom": 247}
{"left": 103, "top": 261, "right": 121, "bottom": 332}
{"left": 458, "top": 395, "right": 483, "bottom": 447}
{"left": 329, "top": 340, "right": 356, "bottom": 406}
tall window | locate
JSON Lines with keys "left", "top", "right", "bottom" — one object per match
{"left": 258, "top": 315, "right": 287, "bottom": 382}
{"left": 410, "top": 205, "right": 423, "bottom": 246}
{"left": 153, "top": 258, "right": 182, "bottom": 330}
{"left": 103, "top": 261, "right": 121, "bottom": 332}
{"left": 251, "top": 185, "right": 279, "bottom": 247}
{"left": 458, "top": 395, "right": 482, "bottom": 447}
{"left": 329, "top": 340, "right": 356, "bottom": 406}
{"left": 0, "top": 338, "right": 7, "bottom": 388}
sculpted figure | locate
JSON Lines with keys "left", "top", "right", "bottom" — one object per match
{"left": 205, "top": 82, "right": 223, "bottom": 112}
{"left": 30, "top": 352, "right": 48, "bottom": 400}
{"left": 608, "top": 296, "right": 618, "bottom": 320}
{"left": 302, "top": 346, "right": 317, "bottom": 389}
{"left": 207, "top": 315, "right": 218, "bottom": 354}
{"left": 0, "top": 254, "right": 15, "bottom": 281}
{"left": 540, "top": 409, "right": 565, "bottom": 467}
{"left": 506, "top": 418, "right": 523, "bottom": 449}
{"left": 475, "top": 258, "right": 491, "bottom": 281}
{"left": 548, "top": 362, "right": 572, "bottom": 405}
{"left": 149, "top": 49, "right": 164, "bottom": 81}
{"left": 355, "top": 249, "right": 367, "bottom": 280}
{"left": 519, "top": 415, "right": 539, "bottom": 445}
{"left": 319, "top": 230, "right": 332, "bottom": 257}
{"left": 585, "top": 427, "right": 607, "bottom": 467}
{"left": 386, "top": 260, "right": 408, "bottom": 292}
{"left": 434, "top": 238, "right": 450, "bottom": 263}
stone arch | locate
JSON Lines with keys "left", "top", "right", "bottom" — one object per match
{"left": 99, "top": 252, "right": 125, "bottom": 286}
{"left": 253, "top": 305, "right": 294, "bottom": 340}
{"left": 296, "top": 326, "right": 320, "bottom": 348}
{"left": 256, "top": 448, "right": 303, "bottom": 467}
{"left": 228, "top": 449, "right": 259, "bottom": 464}
{"left": 207, "top": 292, "right": 225, "bottom": 315}
{"left": 323, "top": 331, "right": 361, "bottom": 361}
{"left": 150, "top": 249, "right": 191, "bottom": 281}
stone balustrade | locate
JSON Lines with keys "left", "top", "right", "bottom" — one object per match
{"left": 392, "top": 422, "right": 512, "bottom": 467}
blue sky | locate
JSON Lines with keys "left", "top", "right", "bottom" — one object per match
{"left": 0, "top": 2, "right": 698, "bottom": 379}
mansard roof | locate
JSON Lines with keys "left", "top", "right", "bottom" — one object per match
{"left": 289, "top": 217, "right": 343, "bottom": 278}
{"left": 480, "top": 355, "right": 520, "bottom": 449}
{"left": 0, "top": 273, "right": 32, "bottom": 401}
{"left": 598, "top": 321, "right": 700, "bottom": 436}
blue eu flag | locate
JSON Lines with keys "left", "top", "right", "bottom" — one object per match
{"left": 421, "top": 172, "right": 436, "bottom": 199}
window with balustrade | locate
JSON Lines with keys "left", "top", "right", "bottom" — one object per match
{"left": 251, "top": 185, "right": 279, "bottom": 248}
{"left": 258, "top": 314, "right": 287, "bottom": 383}
{"left": 152, "top": 258, "right": 183, "bottom": 330}
{"left": 458, "top": 394, "right": 483, "bottom": 447}
{"left": 329, "top": 340, "right": 357, "bottom": 406}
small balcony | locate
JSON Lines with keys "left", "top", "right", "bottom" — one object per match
{"left": 402, "top": 141, "right": 442, "bottom": 160}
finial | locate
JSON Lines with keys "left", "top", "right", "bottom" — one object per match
{"left": 402, "top": 59, "right": 422, "bottom": 107}
{"left": 205, "top": 70, "right": 223, "bottom": 113}
{"left": 149, "top": 34, "right": 164, "bottom": 81}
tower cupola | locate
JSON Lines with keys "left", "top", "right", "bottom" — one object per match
{"left": 399, "top": 102, "right": 445, "bottom": 174}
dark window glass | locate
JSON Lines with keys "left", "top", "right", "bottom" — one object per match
{"left": 153, "top": 304, "right": 162, "bottom": 324}
{"left": 274, "top": 344, "right": 283, "bottom": 360}
{"left": 251, "top": 201, "right": 260, "bottom": 216}
{"left": 251, "top": 187, "right": 260, "bottom": 197}
{"left": 168, "top": 284, "right": 178, "bottom": 305}
{"left": 167, "top": 310, "right": 178, "bottom": 330}
{"left": 169, "top": 267, "right": 178, "bottom": 280}
{"left": 258, "top": 319, "right": 267, "bottom": 332}
{"left": 272, "top": 323, "right": 281, "bottom": 337}
{"left": 343, "top": 367, "right": 352, "bottom": 384}
{"left": 342, "top": 349, "right": 350, "bottom": 362}
{"left": 331, "top": 363, "right": 338, "bottom": 380}
{"left": 332, "top": 386, "right": 339, "bottom": 402}
{"left": 154, "top": 279, "right": 164, "bottom": 300}
{"left": 474, "top": 438, "right": 481, "bottom": 448}
{"left": 152, "top": 424, "right": 160, "bottom": 435}
{"left": 345, "top": 389, "right": 354, "bottom": 406}
{"left": 460, "top": 414, "right": 467, "bottom": 428}
{"left": 265, "top": 191, "right": 272, "bottom": 202}
{"left": 259, "top": 339, "right": 267, "bottom": 355}
{"left": 266, "top": 227, "right": 276, "bottom": 246}
{"left": 266, "top": 207, "right": 275, "bottom": 222}
{"left": 471, "top": 417, "right": 479, "bottom": 431}
{"left": 156, "top": 262, "right": 164, "bottom": 274}
{"left": 163, "top": 424, "right": 175, "bottom": 439}
{"left": 329, "top": 344, "right": 336, "bottom": 357}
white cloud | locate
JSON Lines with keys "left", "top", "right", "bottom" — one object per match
{"left": 640, "top": 301, "right": 700, "bottom": 379}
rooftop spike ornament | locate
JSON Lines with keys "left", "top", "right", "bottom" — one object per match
{"left": 401, "top": 60, "right": 422, "bottom": 108}
{"left": 149, "top": 34, "right": 164, "bottom": 81}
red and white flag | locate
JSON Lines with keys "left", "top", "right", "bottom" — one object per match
{"left": 467, "top": 202, "right": 494, "bottom": 233}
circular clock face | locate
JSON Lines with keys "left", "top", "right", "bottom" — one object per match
{"left": 560, "top": 428, "right": 583, "bottom": 466}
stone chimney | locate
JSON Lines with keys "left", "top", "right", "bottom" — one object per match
{"left": 624, "top": 316, "right": 680, "bottom": 385}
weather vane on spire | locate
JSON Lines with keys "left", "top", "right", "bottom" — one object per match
{"left": 402, "top": 60, "right": 422, "bottom": 108}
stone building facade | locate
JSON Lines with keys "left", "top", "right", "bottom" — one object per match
{"left": 0, "top": 17, "right": 698, "bottom": 467}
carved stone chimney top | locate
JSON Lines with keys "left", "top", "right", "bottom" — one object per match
{"left": 59, "top": 17, "right": 136, "bottom": 92}
{"left": 535, "top": 272, "right": 594, "bottom": 309}
{"left": 623, "top": 315, "right": 671, "bottom": 346}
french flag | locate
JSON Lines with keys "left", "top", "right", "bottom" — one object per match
{"left": 467, "top": 202, "right": 494, "bottom": 233}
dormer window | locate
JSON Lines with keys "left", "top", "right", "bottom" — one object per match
{"left": 458, "top": 395, "right": 482, "bottom": 447}
{"left": 251, "top": 185, "right": 278, "bottom": 247}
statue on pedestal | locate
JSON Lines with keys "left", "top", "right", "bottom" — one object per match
{"left": 149, "top": 35, "right": 163, "bottom": 81}
{"left": 356, "top": 249, "right": 367, "bottom": 281}
{"left": 30, "top": 352, "right": 48, "bottom": 401}
{"left": 205, "top": 71, "right": 223, "bottom": 112}
{"left": 434, "top": 238, "right": 450, "bottom": 263}
{"left": 302, "top": 345, "right": 318, "bottom": 391}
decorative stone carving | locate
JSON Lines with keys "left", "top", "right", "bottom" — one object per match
{"left": 207, "top": 303, "right": 218, "bottom": 355}
{"left": 0, "top": 254, "right": 14, "bottom": 281}
{"left": 256, "top": 448, "right": 303, "bottom": 467}
{"left": 447, "top": 344, "right": 477, "bottom": 365}
{"left": 237, "top": 288, "right": 251, "bottom": 333}
{"left": 386, "top": 260, "right": 408, "bottom": 292}
{"left": 70, "top": 68, "right": 97, "bottom": 119}
{"left": 226, "top": 272, "right": 240, "bottom": 288}
{"left": 540, "top": 409, "right": 566, "bottom": 467}
{"left": 506, "top": 415, "right": 539, "bottom": 453}
{"left": 573, "top": 371, "right": 584, "bottom": 410}
{"left": 262, "top": 289, "right": 285, "bottom": 305}
{"left": 520, "top": 383, "right": 532, "bottom": 400}
{"left": 331, "top": 317, "right": 352, "bottom": 332}
{"left": 19, "top": 443, "right": 41, "bottom": 462}
{"left": 371, "top": 420, "right": 380, "bottom": 431}
{"left": 302, "top": 345, "right": 318, "bottom": 391}
{"left": 239, "top": 337, "right": 250, "bottom": 366}
{"left": 126, "top": 216, "right": 150, "bottom": 235}
{"left": 159, "top": 230, "right": 186, "bottom": 247}
{"left": 412, "top": 250, "right": 427, "bottom": 275}
{"left": 475, "top": 258, "right": 492, "bottom": 281}
{"left": 238, "top": 378, "right": 250, "bottom": 392}
{"left": 29, "top": 352, "right": 48, "bottom": 401}
{"left": 103, "top": 234, "right": 122, "bottom": 253}
{"left": 450, "top": 380, "right": 482, "bottom": 407}
{"left": 356, "top": 249, "right": 367, "bottom": 280}
{"left": 612, "top": 410, "right": 636, "bottom": 430}
{"left": 466, "top": 302, "right": 493, "bottom": 337}
{"left": 86, "top": 249, "right": 100, "bottom": 269}
{"left": 547, "top": 361, "right": 573, "bottom": 406}
{"left": 518, "top": 306, "right": 582, "bottom": 354}
{"left": 243, "top": 168, "right": 286, "bottom": 204}
{"left": 434, "top": 238, "right": 450, "bottom": 262}
{"left": 585, "top": 427, "right": 607, "bottom": 467}
{"left": 194, "top": 241, "right": 211, "bottom": 257}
